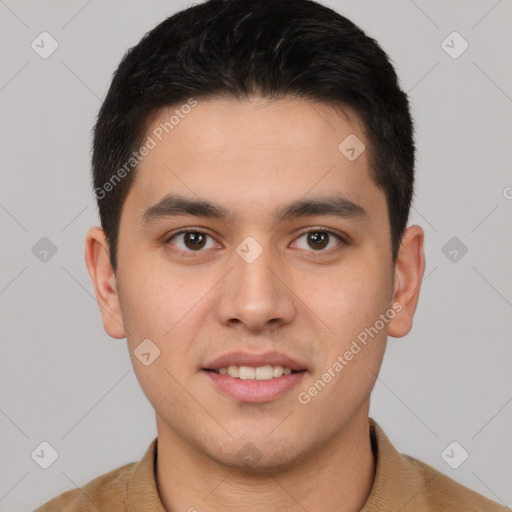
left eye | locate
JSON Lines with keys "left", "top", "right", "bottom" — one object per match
{"left": 293, "top": 230, "right": 343, "bottom": 252}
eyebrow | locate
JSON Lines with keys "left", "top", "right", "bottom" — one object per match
{"left": 140, "top": 193, "right": 367, "bottom": 226}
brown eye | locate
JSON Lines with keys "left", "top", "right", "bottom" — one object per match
{"left": 183, "top": 232, "right": 207, "bottom": 250}
{"left": 293, "top": 229, "right": 343, "bottom": 252}
{"left": 167, "top": 230, "right": 217, "bottom": 252}
{"left": 307, "top": 231, "right": 329, "bottom": 250}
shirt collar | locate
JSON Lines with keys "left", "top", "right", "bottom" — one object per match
{"left": 361, "top": 418, "right": 432, "bottom": 511}
{"left": 127, "top": 436, "right": 166, "bottom": 512}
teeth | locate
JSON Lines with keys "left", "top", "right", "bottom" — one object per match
{"left": 273, "top": 366, "right": 283, "bottom": 378}
{"left": 239, "top": 366, "right": 255, "bottom": 380}
{"left": 227, "top": 365, "right": 239, "bottom": 378}
{"left": 255, "top": 365, "right": 273, "bottom": 380}
{"left": 218, "top": 365, "right": 296, "bottom": 380}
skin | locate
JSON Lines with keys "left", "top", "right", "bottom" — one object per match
{"left": 86, "top": 96, "right": 425, "bottom": 512}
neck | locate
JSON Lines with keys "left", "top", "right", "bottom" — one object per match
{"left": 155, "top": 407, "right": 375, "bottom": 512}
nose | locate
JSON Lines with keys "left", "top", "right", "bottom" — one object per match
{"left": 214, "top": 240, "right": 296, "bottom": 333}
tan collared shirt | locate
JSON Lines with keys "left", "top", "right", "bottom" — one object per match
{"left": 34, "top": 418, "right": 509, "bottom": 511}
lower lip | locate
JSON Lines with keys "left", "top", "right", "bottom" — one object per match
{"left": 203, "top": 370, "right": 306, "bottom": 403}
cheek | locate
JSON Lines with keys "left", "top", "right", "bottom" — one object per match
{"left": 117, "top": 264, "right": 178, "bottom": 341}
{"left": 117, "top": 262, "right": 207, "bottom": 375}
{"left": 119, "top": 273, "right": 195, "bottom": 405}
{"left": 318, "top": 264, "right": 392, "bottom": 338}
{"left": 299, "top": 271, "right": 390, "bottom": 415}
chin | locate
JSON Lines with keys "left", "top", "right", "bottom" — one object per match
{"left": 209, "top": 440, "right": 310, "bottom": 474}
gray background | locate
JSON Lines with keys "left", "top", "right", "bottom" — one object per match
{"left": 1, "top": 0, "right": 511, "bottom": 511}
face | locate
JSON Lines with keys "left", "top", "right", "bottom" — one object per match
{"left": 87, "top": 96, "right": 423, "bottom": 471}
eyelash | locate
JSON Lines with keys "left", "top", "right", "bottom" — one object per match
{"left": 164, "top": 228, "right": 346, "bottom": 256}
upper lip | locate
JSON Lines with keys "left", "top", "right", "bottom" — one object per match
{"left": 204, "top": 351, "right": 308, "bottom": 371}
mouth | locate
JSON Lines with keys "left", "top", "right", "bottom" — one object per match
{"left": 204, "top": 365, "right": 304, "bottom": 380}
{"left": 202, "top": 352, "right": 308, "bottom": 403}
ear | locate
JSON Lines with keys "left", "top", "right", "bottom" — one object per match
{"left": 388, "top": 225, "right": 426, "bottom": 338}
{"left": 85, "top": 227, "right": 126, "bottom": 339}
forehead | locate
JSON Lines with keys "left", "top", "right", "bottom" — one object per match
{"left": 123, "top": 96, "right": 385, "bottom": 224}
{"left": 144, "top": 96, "right": 363, "bottom": 155}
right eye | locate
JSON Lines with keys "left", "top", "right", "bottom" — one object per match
{"left": 165, "top": 230, "right": 220, "bottom": 253}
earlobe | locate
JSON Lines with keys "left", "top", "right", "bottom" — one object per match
{"left": 388, "top": 225, "right": 426, "bottom": 339}
{"left": 85, "top": 227, "right": 126, "bottom": 339}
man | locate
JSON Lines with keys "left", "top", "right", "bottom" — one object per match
{"left": 34, "top": 0, "right": 508, "bottom": 510}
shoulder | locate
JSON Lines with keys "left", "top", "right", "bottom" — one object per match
{"left": 403, "top": 454, "right": 509, "bottom": 512}
{"left": 32, "top": 460, "right": 136, "bottom": 512}
{"left": 366, "top": 419, "right": 510, "bottom": 512}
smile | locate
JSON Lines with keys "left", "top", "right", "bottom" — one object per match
{"left": 208, "top": 364, "right": 301, "bottom": 380}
